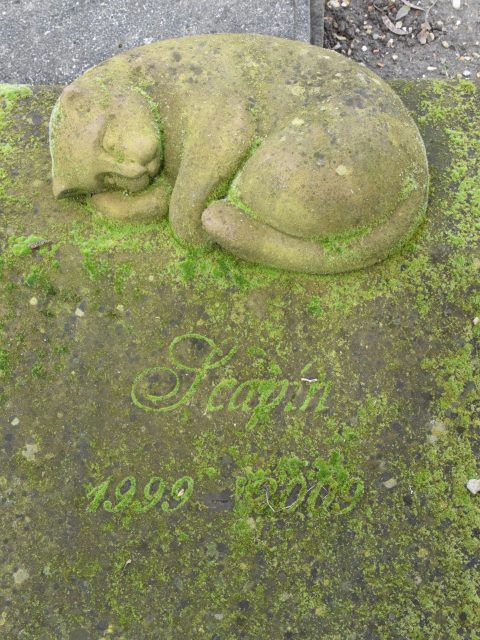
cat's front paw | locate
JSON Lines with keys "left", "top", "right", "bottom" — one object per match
{"left": 91, "top": 176, "right": 172, "bottom": 223}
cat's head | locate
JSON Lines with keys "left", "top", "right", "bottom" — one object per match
{"left": 50, "top": 82, "right": 162, "bottom": 198}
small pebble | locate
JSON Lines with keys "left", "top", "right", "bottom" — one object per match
{"left": 11, "top": 417, "right": 20, "bottom": 426}
{"left": 148, "top": 275, "right": 154, "bottom": 282}
{"left": 75, "top": 307, "right": 85, "bottom": 317}
{"left": 442, "top": 41, "right": 450, "bottom": 49}
{"left": 22, "top": 443, "right": 39, "bottom": 461}
{"left": 29, "top": 297, "right": 38, "bottom": 306}
{"left": 428, "top": 419, "right": 446, "bottom": 443}
{"left": 463, "top": 70, "right": 471, "bottom": 77}
{"left": 466, "top": 479, "right": 480, "bottom": 495}
{"left": 392, "top": 54, "right": 398, "bottom": 61}
{"left": 116, "top": 304, "right": 125, "bottom": 313}
{"left": 383, "top": 477, "right": 398, "bottom": 489}
{"left": 335, "top": 165, "right": 351, "bottom": 176}
{"left": 13, "top": 568, "right": 30, "bottom": 586}
{"left": 473, "top": 317, "right": 479, "bottom": 325}
{"left": 452, "top": 0, "right": 461, "bottom": 8}
{"left": 427, "top": 66, "right": 437, "bottom": 71}
{"left": 214, "top": 613, "right": 224, "bottom": 621}
{"left": 430, "top": 419, "right": 447, "bottom": 437}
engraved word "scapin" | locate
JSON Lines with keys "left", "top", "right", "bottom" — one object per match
{"left": 131, "top": 333, "right": 331, "bottom": 429}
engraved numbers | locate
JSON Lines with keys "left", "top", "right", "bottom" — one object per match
{"left": 86, "top": 475, "right": 194, "bottom": 515}
{"left": 234, "top": 453, "right": 364, "bottom": 517}
{"left": 85, "top": 454, "right": 364, "bottom": 518}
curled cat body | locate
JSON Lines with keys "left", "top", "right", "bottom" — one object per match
{"left": 50, "top": 34, "right": 429, "bottom": 274}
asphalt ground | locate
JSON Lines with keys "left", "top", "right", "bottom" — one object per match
{"left": 0, "top": 0, "right": 311, "bottom": 84}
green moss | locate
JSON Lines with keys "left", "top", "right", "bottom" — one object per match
{"left": 8, "top": 235, "right": 47, "bottom": 257}
{"left": 0, "top": 347, "right": 10, "bottom": 377}
{"left": 222, "top": 139, "right": 261, "bottom": 211}
{"left": 31, "top": 362, "right": 44, "bottom": 378}
{"left": 205, "top": 176, "right": 232, "bottom": 206}
{"left": 0, "top": 84, "right": 33, "bottom": 133}
{"left": 399, "top": 173, "right": 419, "bottom": 200}
{"left": 113, "top": 261, "right": 134, "bottom": 294}
{"left": 23, "top": 265, "right": 56, "bottom": 295}
{"left": 0, "top": 80, "right": 479, "bottom": 639}
{"left": 82, "top": 255, "right": 109, "bottom": 281}
{"left": 307, "top": 295, "right": 324, "bottom": 317}
{"left": 134, "top": 85, "right": 165, "bottom": 158}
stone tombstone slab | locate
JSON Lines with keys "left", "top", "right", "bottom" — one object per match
{"left": 0, "top": 0, "right": 310, "bottom": 84}
{"left": 1, "top": 61, "right": 480, "bottom": 640}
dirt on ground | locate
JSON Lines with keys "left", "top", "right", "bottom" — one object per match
{"left": 323, "top": 0, "right": 479, "bottom": 79}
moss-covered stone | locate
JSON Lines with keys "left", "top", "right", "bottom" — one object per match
{"left": 49, "top": 35, "right": 429, "bottom": 274}
{"left": 0, "top": 80, "right": 479, "bottom": 639}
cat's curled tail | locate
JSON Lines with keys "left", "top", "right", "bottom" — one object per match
{"left": 201, "top": 181, "right": 428, "bottom": 275}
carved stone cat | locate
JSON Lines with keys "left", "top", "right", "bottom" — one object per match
{"left": 49, "top": 34, "right": 429, "bottom": 274}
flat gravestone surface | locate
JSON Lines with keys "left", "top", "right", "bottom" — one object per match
{"left": 0, "top": 81, "right": 479, "bottom": 638}
{"left": 0, "top": 0, "right": 310, "bottom": 84}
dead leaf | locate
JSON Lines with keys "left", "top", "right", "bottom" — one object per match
{"left": 28, "top": 239, "right": 52, "bottom": 251}
{"left": 418, "top": 30, "right": 428, "bottom": 44}
{"left": 396, "top": 5, "right": 411, "bottom": 20}
{"left": 382, "top": 15, "right": 408, "bottom": 35}
{"left": 400, "top": 0, "right": 425, "bottom": 10}
{"left": 417, "top": 21, "right": 431, "bottom": 44}
{"left": 121, "top": 559, "right": 132, "bottom": 574}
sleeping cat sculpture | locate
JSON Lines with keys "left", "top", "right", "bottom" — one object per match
{"left": 49, "top": 34, "right": 429, "bottom": 274}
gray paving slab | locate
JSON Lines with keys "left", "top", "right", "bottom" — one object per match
{"left": 310, "top": 0, "right": 325, "bottom": 46}
{"left": 0, "top": 0, "right": 311, "bottom": 84}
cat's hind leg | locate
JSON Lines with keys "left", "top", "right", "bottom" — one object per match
{"left": 201, "top": 189, "right": 427, "bottom": 275}
{"left": 201, "top": 111, "right": 429, "bottom": 274}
